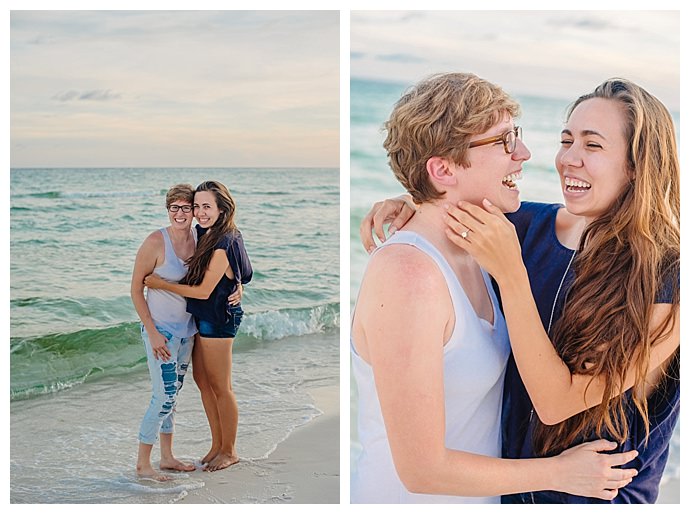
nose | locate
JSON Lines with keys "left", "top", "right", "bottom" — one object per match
{"left": 512, "top": 139, "right": 531, "bottom": 162}
{"left": 557, "top": 144, "right": 583, "bottom": 168}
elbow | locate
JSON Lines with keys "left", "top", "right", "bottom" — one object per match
{"left": 195, "top": 290, "right": 212, "bottom": 300}
{"left": 399, "top": 474, "right": 433, "bottom": 495}
{"left": 394, "top": 453, "right": 445, "bottom": 495}
{"left": 397, "top": 469, "right": 428, "bottom": 494}
{"left": 184, "top": 285, "right": 212, "bottom": 300}
{"left": 130, "top": 285, "right": 143, "bottom": 301}
{"left": 532, "top": 403, "right": 569, "bottom": 426}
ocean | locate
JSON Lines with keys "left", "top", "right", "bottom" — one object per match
{"left": 349, "top": 78, "right": 680, "bottom": 495}
{"left": 10, "top": 167, "right": 339, "bottom": 503}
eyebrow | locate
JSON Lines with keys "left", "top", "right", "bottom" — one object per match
{"left": 561, "top": 128, "right": 607, "bottom": 140}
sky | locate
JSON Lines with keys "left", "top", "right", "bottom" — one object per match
{"left": 8, "top": 9, "right": 681, "bottom": 168}
{"left": 350, "top": 10, "right": 680, "bottom": 112}
{"left": 10, "top": 10, "right": 340, "bottom": 168}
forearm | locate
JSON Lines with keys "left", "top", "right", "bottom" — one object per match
{"left": 130, "top": 289, "right": 158, "bottom": 335}
{"left": 156, "top": 250, "right": 228, "bottom": 300}
{"left": 399, "top": 447, "right": 559, "bottom": 497}
{"left": 155, "top": 280, "right": 212, "bottom": 300}
{"left": 495, "top": 266, "right": 581, "bottom": 424}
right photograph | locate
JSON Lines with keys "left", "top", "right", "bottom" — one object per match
{"left": 349, "top": 10, "right": 680, "bottom": 504}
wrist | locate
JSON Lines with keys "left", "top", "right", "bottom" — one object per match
{"left": 542, "top": 454, "right": 564, "bottom": 492}
{"left": 495, "top": 261, "right": 529, "bottom": 290}
{"left": 143, "top": 322, "right": 158, "bottom": 336}
{"left": 549, "top": 455, "right": 572, "bottom": 492}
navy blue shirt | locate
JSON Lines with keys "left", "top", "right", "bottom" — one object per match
{"left": 500, "top": 202, "right": 679, "bottom": 504}
{"left": 186, "top": 225, "right": 253, "bottom": 326}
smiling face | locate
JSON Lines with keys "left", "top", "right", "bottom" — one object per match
{"left": 166, "top": 200, "right": 194, "bottom": 231}
{"left": 455, "top": 116, "right": 531, "bottom": 213}
{"left": 193, "top": 190, "right": 223, "bottom": 229}
{"left": 556, "top": 97, "right": 632, "bottom": 223}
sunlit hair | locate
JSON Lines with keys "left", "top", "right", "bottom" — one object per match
{"left": 165, "top": 183, "right": 194, "bottom": 208}
{"left": 534, "top": 78, "right": 680, "bottom": 456}
{"left": 383, "top": 72, "right": 520, "bottom": 204}
{"left": 182, "top": 180, "right": 237, "bottom": 286}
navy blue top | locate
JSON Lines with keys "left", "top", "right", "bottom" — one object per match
{"left": 186, "top": 225, "right": 253, "bottom": 326}
{"left": 500, "top": 202, "right": 679, "bottom": 504}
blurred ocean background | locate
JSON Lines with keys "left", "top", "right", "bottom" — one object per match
{"left": 10, "top": 167, "right": 339, "bottom": 503}
{"left": 349, "top": 77, "right": 680, "bottom": 498}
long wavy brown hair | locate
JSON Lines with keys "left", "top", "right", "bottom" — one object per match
{"left": 533, "top": 79, "right": 680, "bottom": 456}
{"left": 182, "top": 180, "right": 237, "bottom": 286}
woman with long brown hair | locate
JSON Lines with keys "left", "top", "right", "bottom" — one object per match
{"left": 362, "top": 78, "right": 680, "bottom": 503}
{"left": 145, "top": 180, "right": 253, "bottom": 472}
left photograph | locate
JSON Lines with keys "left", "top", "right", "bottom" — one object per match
{"left": 10, "top": 10, "right": 339, "bottom": 504}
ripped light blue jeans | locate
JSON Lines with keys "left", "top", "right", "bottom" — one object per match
{"left": 138, "top": 325, "right": 194, "bottom": 445}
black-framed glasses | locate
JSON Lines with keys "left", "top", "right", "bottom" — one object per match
{"left": 167, "top": 204, "right": 193, "bottom": 213}
{"left": 469, "top": 126, "right": 522, "bottom": 154}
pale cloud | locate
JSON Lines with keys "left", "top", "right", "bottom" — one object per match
{"left": 351, "top": 10, "right": 679, "bottom": 111}
{"left": 52, "top": 90, "right": 122, "bottom": 102}
{"left": 10, "top": 10, "right": 339, "bottom": 167}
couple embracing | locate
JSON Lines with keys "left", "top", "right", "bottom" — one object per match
{"left": 352, "top": 73, "right": 679, "bottom": 503}
{"left": 130, "top": 180, "right": 252, "bottom": 480}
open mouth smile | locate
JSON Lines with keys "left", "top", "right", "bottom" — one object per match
{"left": 502, "top": 171, "right": 522, "bottom": 190}
{"left": 564, "top": 176, "right": 592, "bottom": 193}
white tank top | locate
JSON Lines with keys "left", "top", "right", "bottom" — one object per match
{"left": 351, "top": 231, "right": 510, "bottom": 503}
{"left": 146, "top": 227, "right": 197, "bottom": 338}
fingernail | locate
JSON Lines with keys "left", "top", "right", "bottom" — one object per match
{"left": 368, "top": 246, "right": 375, "bottom": 254}
{"left": 443, "top": 203, "right": 449, "bottom": 210}
{"left": 389, "top": 226, "right": 397, "bottom": 235}
{"left": 484, "top": 198, "right": 493, "bottom": 206}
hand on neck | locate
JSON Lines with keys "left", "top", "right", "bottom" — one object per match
{"left": 408, "top": 199, "right": 473, "bottom": 261}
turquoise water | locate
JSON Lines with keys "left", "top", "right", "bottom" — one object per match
{"left": 10, "top": 167, "right": 339, "bottom": 503}
{"left": 349, "top": 78, "right": 679, "bottom": 492}
{"left": 11, "top": 167, "right": 339, "bottom": 398}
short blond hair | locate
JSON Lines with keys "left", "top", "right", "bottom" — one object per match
{"left": 383, "top": 73, "right": 520, "bottom": 203}
{"left": 165, "top": 183, "right": 194, "bottom": 208}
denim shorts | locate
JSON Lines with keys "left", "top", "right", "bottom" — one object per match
{"left": 196, "top": 304, "right": 244, "bottom": 339}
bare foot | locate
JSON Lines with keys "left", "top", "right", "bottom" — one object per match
{"left": 160, "top": 457, "right": 196, "bottom": 472}
{"left": 204, "top": 453, "right": 240, "bottom": 472}
{"left": 136, "top": 464, "right": 172, "bottom": 482}
{"left": 201, "top": 447, "right": 220, "bottom": 465}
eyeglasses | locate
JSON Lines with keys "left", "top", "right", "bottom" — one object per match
{"left": 167, "top": 205, "right": 193, "bottom": 213}
{"left": 469, "top": 126, "right": 522, "bottom": 154}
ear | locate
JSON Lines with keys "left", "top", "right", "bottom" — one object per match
{"left": 426, "top": 156, "right": 458, "bottom": 187}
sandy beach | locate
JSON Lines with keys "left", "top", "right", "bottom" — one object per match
{"left": 178, "top": 385, "right": 340, "bottom": 504}
{"left": 10, "top": 331, "right": 340, "bottom": 504}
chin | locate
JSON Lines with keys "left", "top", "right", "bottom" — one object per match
{"left": 562, "top": 199, "right": 589, "bottom": 217}
{"left": 504, "top": 201, "right": 521, "bottom": 214}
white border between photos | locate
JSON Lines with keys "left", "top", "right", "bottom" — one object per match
{"left": 5, "top": 1, "right": 689, "bottom": 510}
